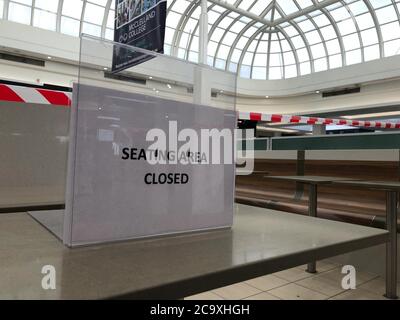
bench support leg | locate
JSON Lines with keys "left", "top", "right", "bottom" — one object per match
{"left": 385, "top": 191, "right": 398, "bottom": 299}
{"left": 307, "top": 184, "right": 318, "bottom": 274}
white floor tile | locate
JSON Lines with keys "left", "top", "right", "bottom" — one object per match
{"left": 245, "top": 274, "right": 289, "bottom": 291}
{"left": 185, "top": 291, "right": 224, "bottom": 300}
{"left": 244, "top": 292, "right": 281, "bottom": 300}
{"left": 273, "top": 267, "right": 314, "bottom": 282}
{"left": 185, "top": 264, "right": 390, "bottom": 301}
{"left": 329, "top": 288, "right": 388, "bottom": 300}
{"left": 296, "top": 274, "right": 346, "bottom": 297}
{"left": 359, "top": 277, "right": 400, "bottom": 297}
{"left": 213, "top": 282, "right": 262, "bottom": 300}
{"left": 268, "top": 283, "right": 328, "bottom": 300}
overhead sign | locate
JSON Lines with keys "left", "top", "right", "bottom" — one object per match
{"left": 112, "top": 0, "right": 167, "bottom": 73}
{"left": 63, "top": 84, "right": 236, "bottom": 246}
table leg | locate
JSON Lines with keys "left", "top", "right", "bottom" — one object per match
{"left": 385, "top": 191, "right": 398, "bottom": 299}
{"left": 307, "top": 184, "right": 318, "bottom": 274}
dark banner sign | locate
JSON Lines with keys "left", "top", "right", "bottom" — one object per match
{"left": 112, "top": 0, "right": 167, "bottom": 73}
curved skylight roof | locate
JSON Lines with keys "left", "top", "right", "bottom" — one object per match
{"left": 1, "top": 0, "right": 400, "bottom": 80}
{"left": 0, "top": 0, "right": 116, "bottom": 41}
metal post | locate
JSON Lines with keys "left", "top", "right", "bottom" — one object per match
{"left": 199, "top": 0, "right": 208, "bottom": 65}
{"left": 307, "top": 183, "right": 318, "bottom": 273}
{"left": 194, "top": 0, "right": 211, "bottom": 106}
{"left": 385, "top": 191, "right": 398, "bottom": 299}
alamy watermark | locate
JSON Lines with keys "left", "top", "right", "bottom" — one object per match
{"left": 41, "top": 265, "right": 56, "bottom": 290}
{"left": 341, "top": 265, "right": 357, "bottom": 290}
{"left": 115, "top": 121, "right": 255, "bottom": 175}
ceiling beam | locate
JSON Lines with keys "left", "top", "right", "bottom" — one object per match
{"left": 271, "top": 0, "right": 343, "bottom": 26}
{"left": 207, "top": 0, "right": 273, "bottom": 26}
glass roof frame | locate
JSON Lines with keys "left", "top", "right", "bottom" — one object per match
{"left": 167, "top": 0, "right": 400, "bottom": 79}
{"left": 1, "top": 0, "right": 115, "bottom": 39}
{"left": 1, "top": 0, "right": 400, "bottom": 80}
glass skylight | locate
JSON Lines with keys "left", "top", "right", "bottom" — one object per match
{"left": 1, "top": 0, "right": 400, "bottom": 80}
{"left": 0, "top": 0, "right": 4, "bottom": 18}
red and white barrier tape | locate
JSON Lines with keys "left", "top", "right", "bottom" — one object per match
{"left": 0, "top": 84, "right": 71, "bottom": 106}
{"left": 238, "top": 112, "right": 400, "bottom": 129}
{"left": 1, "top": 84, "right": 399, "bottom": 129}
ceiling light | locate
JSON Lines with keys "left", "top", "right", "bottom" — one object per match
{"left": 149, "top": 76, "right": 153, "bottom": 80}
{"left": 315, "top": 90, "right": 320, "bottom": 94}
{"left": 167, "top": 84, "right": 172, "bottom": 89}
{"left": 220, "top": 90, "right": 224, "bottom": 93}
{"left": 342, "top": 111, "right": 400, "bottom": 120}
{"left": 47, "top": 56, "right": 52, "bottom": 60}
{"left": 265, "top": 95, "right": 269, "bottom": 98}
{"left": 103, "top": 67, "right": 108, "bottom": 71}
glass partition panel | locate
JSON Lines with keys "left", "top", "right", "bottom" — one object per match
{"left": 76, "top": 34, "right": 237, "bottom": 107}
{"left": 63, "top": 35, "right": 238, "bottom": 246}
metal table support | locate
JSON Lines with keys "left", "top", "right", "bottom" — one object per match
{"left": 307, "top": 184, "right": 318, "bottom": 273}
{"left": 264, "top": 176, "right": 359, "bottom": 274}
{"left": 386, "top": 191, "right": 398, "bottom": 299}
{"left": 330, "top": 179, "right": 400, "bottom": 300}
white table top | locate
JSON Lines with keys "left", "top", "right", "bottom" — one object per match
{"left": 0, "top": 204, "right": 388, "bottom": 299}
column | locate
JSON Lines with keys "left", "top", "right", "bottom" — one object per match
{"left": 193, "top": 0, "right": 210, "bottom": 105}
{"left": 199, "top": 0, "right": 208, "bottom": 65}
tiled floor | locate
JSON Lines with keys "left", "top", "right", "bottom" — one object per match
{"left": 186, "top": 260, "right": 399, "bottom": 300}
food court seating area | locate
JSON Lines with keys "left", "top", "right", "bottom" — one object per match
{"left": 236, "top": 153, "right": 400, "bottom": 230}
